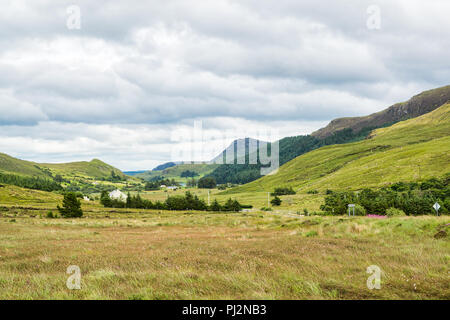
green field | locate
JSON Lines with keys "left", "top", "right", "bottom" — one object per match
{"left": 0, "top": 207, "right": 448, "bottom": 300}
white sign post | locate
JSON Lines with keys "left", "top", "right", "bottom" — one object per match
{"left": 348, "top": 204, "right": 355, "bottom": 217}
{"left": 433, "top": 202, "right": 441, "bottom": 216}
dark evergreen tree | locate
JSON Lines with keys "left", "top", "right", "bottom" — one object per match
{"left": 57, "top": 192, "right": 83, "bottom": 218}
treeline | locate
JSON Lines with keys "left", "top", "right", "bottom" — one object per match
{"left": 271, "top": 187, "right": 296, "bottom": 196}
{"left": 144, "top": 178, "right": 179, "bottom": 190}
{"left": 100, "top": 191, "right": 246, "bottom": 212}
{"left": 320, "top": 176, "right": 450, "bottom": 216}
{"left": 180, "top": 170, "right": 199, "bottom": 178}
{"left": 0, "top": 172, "right": 62, "bottom": 192}
{"left": 208, "top": 126, "right": 386, "bottom": 184}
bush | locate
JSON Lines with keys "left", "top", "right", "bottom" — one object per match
{"left": 46, "top": 211, "right": 56, "bottom": 219}
{"left": 354, "top": 204, "right": 366, "bottom": 216}
{"left": 386, "top": 207, "right": 406, "bottom": 217}
{"left": 271, "top": 196, "right": 282, "bottom": 206}
{"left": 198, "top": 177, "right": 217, "bottom": 189}
{"left": 271, "top": 187, "right": 296, "bottom": 196}
{"left": 57, "top": 192, "right": 83, "bottom": 218}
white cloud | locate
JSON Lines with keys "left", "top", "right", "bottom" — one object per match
{"left": 0, "top": 0, "right": 448, "bottom": 168}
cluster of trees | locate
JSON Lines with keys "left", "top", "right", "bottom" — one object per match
{"left": 100, "top": 191, "right": 245, "bottom": 212}
{"left": 208, "top": 126, "right": 388, "bottom": 185}
{"left": 102, "top": 170, "right": 125, "bottom": 182}
{"left": 65, "top": 181, "right": 117, "bottom": 194}
{"left": 0, "top": 172, "right": 62, "bottom": 192}
{"left": 144, "top": 178, "right": 179, "bottom": 190}
{"left": 197, "top": 176, "right": 216, "bottom": 189}
{"left": 180, "top": 170, "right": 199, "bottom": 178}
{"left": 271, "top": 187, "right": 296, "bottom": 196}
{"left": 320, "top": 176, "right": 449, "bottom": 216}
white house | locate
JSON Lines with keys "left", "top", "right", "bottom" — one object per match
{"left": 83, "top": 196, "right": 90, "bottom": 202}
{"left": 109, "top": 189, "right": 127, "bottom": 201}
{"left": 167, "top": 186, "right": 178, "bottom": 190}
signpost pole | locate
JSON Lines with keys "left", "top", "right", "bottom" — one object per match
{"left": 433, "top": 202, "right": 441, "bottom": 216}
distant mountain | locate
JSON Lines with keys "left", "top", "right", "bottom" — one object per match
{"left": 123, "top": 170, "right": 148, "bottom": 176}
{"left": 135, "top": 163, "right": 219, "bottom": 181}
{"left": 312, "top": 85, "right": 450, "bottom": 138}
{"left": 209, "top": 138, "right": 265, "bottom": 164}
{"left": 152, "top": 162, "right": 177, "bottom": 171}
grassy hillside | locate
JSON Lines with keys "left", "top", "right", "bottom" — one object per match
{"left": 0, "top": 184, "right": 62, "bottom": 206}
{"left": 0, "top": 153, "right": 50, "bottom": 178}
{"left": 40, "top": 159, "right": 126, "bottom": 181}
{"left": 136, "top": 163, "right": 219, "bottom": 183}
{"left": 227, "top": 103, "right": 450, "bottom": 193}
{"left": 0, "top": 153, "right": 127, "bottom": 182}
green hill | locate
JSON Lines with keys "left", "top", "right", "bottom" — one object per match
{"left": 0, "top": 153, "right": 50, "bottom": 178}
{"left": 40, "top": 159, "right": 126, "bottom": 180}
{"left": 207, "top": 85, "right": 450, "bottom": 185}
{"left": 226, "top": 103, "right": 450, "bottom": 194}
{"left": 0, "top": 154, "right": 127, "bottom": 182}
{"left": 136, "top": 163, "right": 219, "bottom": 183}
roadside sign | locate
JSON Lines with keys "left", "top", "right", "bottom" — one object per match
{"left": 348, "top": 204, "right": 355, "bottom": 216}
{"left": 433, "top": 202, "right": 440, "bottom": 215}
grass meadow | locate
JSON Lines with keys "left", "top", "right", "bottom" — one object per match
{"left": 0, "top": 204, "right": 448, "bottom": 300}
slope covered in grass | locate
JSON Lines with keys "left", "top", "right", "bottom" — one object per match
{"left": 40, "top": 159, "right": 126, "bottom": 180}
{"left": 0, "top": 152, "right": 126, "bottom": 182}
{"left": 0, "top": 153, "right": 49, "bottom": 178}
{"left": 227, "top": 103, "right": 450, "bottom": 193}
{"left": 0, "top": 184, "right": 62, "bottom": 206}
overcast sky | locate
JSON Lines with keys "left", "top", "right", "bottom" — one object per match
{"left": 0, "top": 0, "right": 449, "bottom": 170}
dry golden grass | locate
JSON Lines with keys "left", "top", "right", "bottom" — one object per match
{"left": 0, "top": 208, "right": 448, "bottom": 300}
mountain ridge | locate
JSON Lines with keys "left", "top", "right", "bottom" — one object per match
{"left": 312, "top": 85, "right": 450, "bottom": 138}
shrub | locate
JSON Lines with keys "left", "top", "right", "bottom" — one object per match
{"left": 271, "top": 187, "right": 296, "bottom": 196}
{"left": 271, "top": 196, "right": 282, "bottom": 206}
{"left": 307, "top": 190, "right": 318, "bottom": 194}
{"left": 46, "top": 211, "right": 56, "bottom": 219}
{"left": 305, "top": 231, "right": 318, "bottom": 237}
{"left": 386, "top": 207, "right": 406, "bottom": 217}
{"left": 354, "top": 204, "right": 366, "bottom": 216}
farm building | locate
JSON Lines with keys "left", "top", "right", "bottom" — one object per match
{"left": 109, "top": 189, "right": 127, "bottom": 201}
